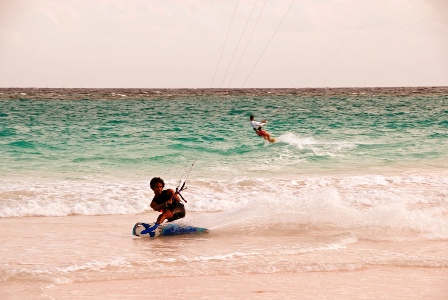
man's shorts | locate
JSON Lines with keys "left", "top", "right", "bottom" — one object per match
{"left": 166, "top": 202, "right": 186, "bottom": 222}
{"left": 256, "top": 130, "right": 268, "bottom": 137}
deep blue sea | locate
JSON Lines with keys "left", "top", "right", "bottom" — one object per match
{"left": 0, "top": 87, "right": 447, "bottom": 235}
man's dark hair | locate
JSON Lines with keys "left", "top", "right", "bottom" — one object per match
{"left": 150, "top": 177, "right": 165, "bottom": 189}
{"left": 250, "top": 115, "right": 254, "bottom": 120}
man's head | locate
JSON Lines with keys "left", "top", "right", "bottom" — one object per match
{"left": 250, "top": 115, "right": 254, "bottom": 121}
{"left": 150, "top": 177, "right": 164, "bottom": 195}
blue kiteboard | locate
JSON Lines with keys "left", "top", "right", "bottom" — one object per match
{"left": 132, "top": 222, "right": 209, "bottom": 238}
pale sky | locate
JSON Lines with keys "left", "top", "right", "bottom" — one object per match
{"left": 1, "top": 0, "right": 447, "bottom": 88}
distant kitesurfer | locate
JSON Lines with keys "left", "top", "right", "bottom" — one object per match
{"left": 250, "top": 115, "right": 275, "bottom": 143}
{"left": 147, "top": 177, "right": 186, "bottom": 232}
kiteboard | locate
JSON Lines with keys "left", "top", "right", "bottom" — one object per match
{"left": 132, "top": 222, "right": 209, "bottom": 238}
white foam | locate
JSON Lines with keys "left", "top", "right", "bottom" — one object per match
{"left": 1, "top": 173, "right": 447, "bottom": 239}
{"left": 276, "top": 132, "right": 357, "bottom": 156}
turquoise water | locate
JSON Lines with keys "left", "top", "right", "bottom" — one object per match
{"left": 1, "top": 89, "right": 447, "bottom": 178}
{"left": 0, "top": 88, "right": 447, "bottom": 223}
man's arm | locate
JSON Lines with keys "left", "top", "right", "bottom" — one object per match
{"left": 253, "top": 120, "right": 267, "bottom": 127}
{"left": 150, "top": 201, "right": 166, "bottom": 211}
{"left": 150, "top": 189, "right": 179, "bottom": 211}
{"left": 167, "top": 189, "right": 180, "bottom": 203}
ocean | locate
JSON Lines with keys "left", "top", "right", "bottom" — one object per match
{"left": 0, "top": 87, "right": 447, "bottom": 299}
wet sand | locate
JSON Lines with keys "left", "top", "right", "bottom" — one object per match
{"left": 1, "top": 214, "right": 447, "bottom": 300}
{"left": 1, "top": 267, "right": 447, "bottom": 299}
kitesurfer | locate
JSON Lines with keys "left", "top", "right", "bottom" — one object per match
{"left": 148, "top": 177, "right": 186, "bottom": 230}
{"left": 250, "top": 115, "right": 274, "bottom": 142}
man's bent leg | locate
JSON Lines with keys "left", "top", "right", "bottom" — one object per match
{"left": 156, "top": 210, "right": 174, "bottom": 224}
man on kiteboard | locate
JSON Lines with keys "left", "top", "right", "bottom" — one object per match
{"left": 144, "top": 177, "right": 186, "bottom": 233}
{"left": 250, "top": 115, "right": 274, "bottom": 143}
